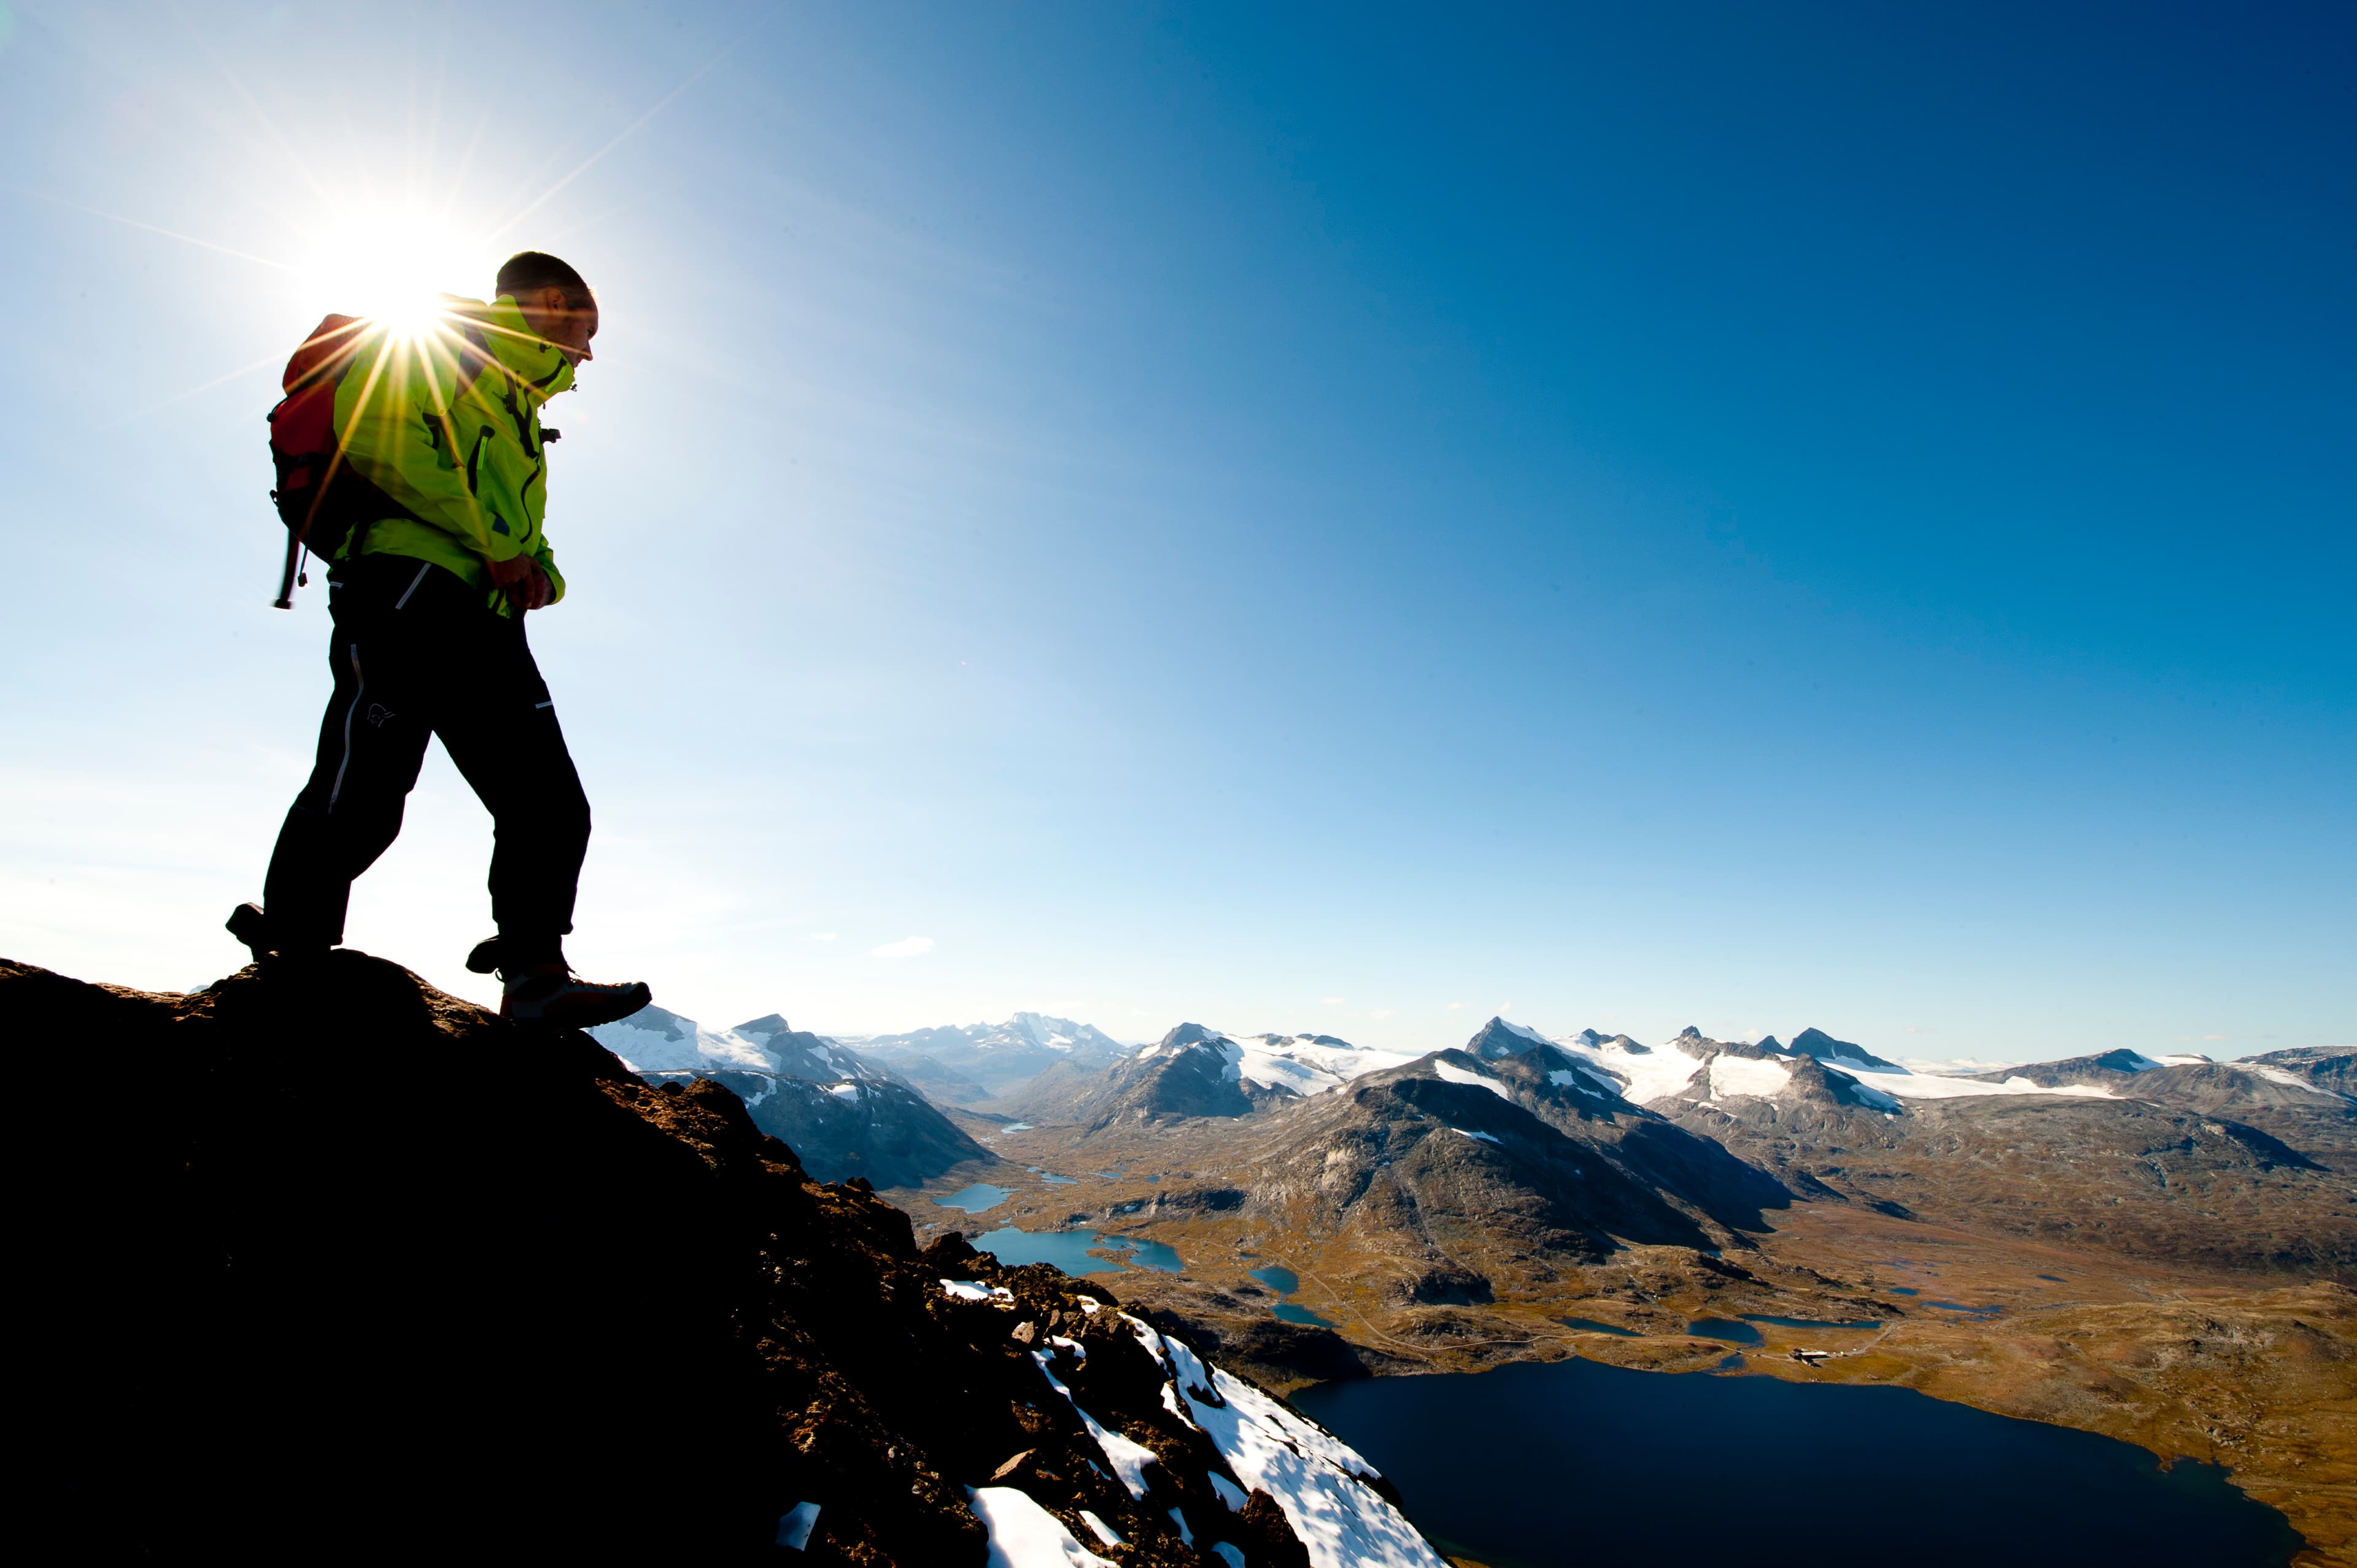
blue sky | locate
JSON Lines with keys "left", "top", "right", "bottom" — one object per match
{"left": 2, "top": 1, "right": 2349, "bottom": 1061}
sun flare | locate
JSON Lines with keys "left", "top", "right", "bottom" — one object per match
{"left": 296, "top": 207, "right": 483, "bottom": 338}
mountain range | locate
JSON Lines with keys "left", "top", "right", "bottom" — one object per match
{"left": 589, "top": 1005, "right": 990, "bottom": 1189}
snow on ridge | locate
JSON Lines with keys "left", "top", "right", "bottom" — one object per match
{"left": 1031, "top": 1351, "right": 1158, "bottom": 1502}
{"left": 1552, "top": 1030, "right": 1706, "bottom": 1105}
{"left": 1819, "top": 1063, "right": 2118, "bottom": 1102}
{"left": 964, "top": 1485, "right": 1115, "bottom": 1568}
{"left": 1431, "top": 1059, "right": 1514, "bottom": 1102}
{"left": 1129, "top": 1318, "right": 1446, "bottom": 1568}
{"left": 2238, "top": 1064, "right": 2347, "bottom": 1099}
{"left": 591, "top": 1010, "right": 777, "bottom": 1075}
{"left": 1139, "top": 1029, "right": 1415, "bottom": 1100}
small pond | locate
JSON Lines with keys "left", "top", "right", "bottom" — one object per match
{"left": 934, "top": 1183, "right": 1012, "bottom": 1214}
{"left": 1292, "top": 1356, "right": 2302, "bottom": 1567}
{"left": 1685, "top": 1318, "right": 1763, "bottom": 1345}
{"left": 1274, "top": 1303, "right": 1336, "bottom": 1327}
{"left": 971, "top": 1226, "right": 1185, "bottom": 1275}
{"left": 1558, "top": 1317, "right": 1639, "bottom": 1337}
{"left": 1248, "top": 1265, "right": 1301, "bottom": 1294}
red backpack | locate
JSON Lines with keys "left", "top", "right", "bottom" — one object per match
{"left": 263, "top": 315, "right": 411, "bottom": 607}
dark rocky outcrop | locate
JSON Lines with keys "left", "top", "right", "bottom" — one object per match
{"left": 1771, "top": 1026, "right": 1903, "bottom": 1071}
{"left": 11, "top": 954, "right": 1364, "bottom": 1564}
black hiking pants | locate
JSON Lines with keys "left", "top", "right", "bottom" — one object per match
{"left": 262, "top": 554, "right": 590, "bottom": 965}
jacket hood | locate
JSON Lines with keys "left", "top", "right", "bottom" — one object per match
{"left": 448, "top": 294, "right": 577, "bottom": 401}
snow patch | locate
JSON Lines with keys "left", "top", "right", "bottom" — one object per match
{"left": 1032, "top": 1351, "right": 1159, "bottom": 1500}
{"left": 1210, "top": 1545, "right": 1247, "bottom": 1568}
{"left": 1209, "top": 1473, "right": 1249, "bottom": 1511}
{"left": 1077, "top": 1511, "right": 1123, "bottom": 1549}
{"left": 2243, "top": 1064, "right": 2347, "bottom": 1098}
{"left": 942, "top": 1280, "right": 1016, "bottom": 1307}
{"left": 775, "top": 1502, "right": 821, "bottom": 1550}
{"left": 1824, "top": 1064, "right": 2119, "bottom": 1102}
{"left": 965, "top": 1486, "right": 1115, "bottom": 1568}
{"left": 1450, "top": 1127, "right": 1501, "bottom": 1144}
{"left": 1708, "top": 1055, "right": 1793, "bottom": 1100}
{"left": 1432, "top": 1060, "right": 1514, "bottom": 1101}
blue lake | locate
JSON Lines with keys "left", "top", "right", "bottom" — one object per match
{"left": 1248, "top": 1266, "right": 1301, "bottom": 1294}
{"left": 1742, "top": 1313, "right": 1886, "bottom": 1330}
{"left": 934, "top": 1183, "right": 1012, "bottom": 1214}
{"left": 1273, "top": 1303, "right": 1336, "bottom": 1327}
{"left": 972, "top": 1226, "right": 1185, "bottom": 1275}
{"left": 1293, "top": 1356, "right": 2301, "bottom": 1567}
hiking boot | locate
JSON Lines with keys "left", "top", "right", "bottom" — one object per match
{"left": 226, "top": 902, "right": 269, "bottom": 961}
{"left": 225, "top": 902, "right": 329, "bottom": 967}
{"left": 500, "top": 967, "right": 652, "bottom": 1028}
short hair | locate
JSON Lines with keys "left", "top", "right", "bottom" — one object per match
{"left": 496, "top": 251, "right": 592, "bottom": 304}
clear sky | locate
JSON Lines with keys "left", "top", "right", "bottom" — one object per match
{"left": 2, "top": 1, "right": 2349, "bottom": 1064}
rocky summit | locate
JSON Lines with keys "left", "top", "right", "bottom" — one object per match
{"left": 12, "top": 955, "right": 1438, "bottom": 1566}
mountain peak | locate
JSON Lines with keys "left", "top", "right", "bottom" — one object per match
{"left": 733, "top": 1012, "right": 792, "bottom": 1042}
{"left": 1467, "top": 1016, "right": 1551, "bottom": 1059}
{"left": 1787, "top": 1027, "right": 1901, "bottom": 1071}
{"left": 1157, "top": 1021, "right": 1229, "bottom": 1051}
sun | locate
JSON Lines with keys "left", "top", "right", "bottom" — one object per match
{"left": 296, "top": 206, "right": 484, "bottom": 339}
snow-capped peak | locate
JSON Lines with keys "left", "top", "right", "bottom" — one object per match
{"left": 1135, "top": 1024, "right": 1416, "bottom": 1100}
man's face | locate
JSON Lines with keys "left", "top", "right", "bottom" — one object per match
{"left": 522, "top": 285, "right": 599, "bottom": 367}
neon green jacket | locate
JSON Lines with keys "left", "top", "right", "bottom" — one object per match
{"left": 331, "top": 294, "right": 574, "bottom": 609}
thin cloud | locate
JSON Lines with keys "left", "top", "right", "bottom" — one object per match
{"left": 1320, "top": 996, "right": 1344, "bottom": 1005}
{"left": 1369, "top": 1008, "right": 1396, "bottom": 1021}
{"left": 810, "top": 932, "right": 838, "bottom": 941}
{"left": 870, "top": 936, "right": 934, "bottom": 959}
{"left": 1447, "top": 1002, "right": 1469, "bottom": 1011}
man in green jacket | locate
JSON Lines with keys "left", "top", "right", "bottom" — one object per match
{"left": 233, "top": 251, "right": 651, "bottom": 1027}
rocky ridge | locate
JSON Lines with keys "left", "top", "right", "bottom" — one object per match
{"left": 14, "top": 955, "right": 1436, "bottom": 1566}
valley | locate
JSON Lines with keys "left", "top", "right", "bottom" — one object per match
{"left": 864, "top": 1018, "right": 2355, "bottom": 1564}
{"left": 586, "top": 1002, "right": 2355, "bottom": 1561}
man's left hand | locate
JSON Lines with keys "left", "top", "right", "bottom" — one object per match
{"left": 487, "top": 554, "right": 553, "bottom": 612}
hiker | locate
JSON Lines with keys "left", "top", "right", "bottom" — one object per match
{"left": 228, "top": 251, "right": 651, "bottom": 1027}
